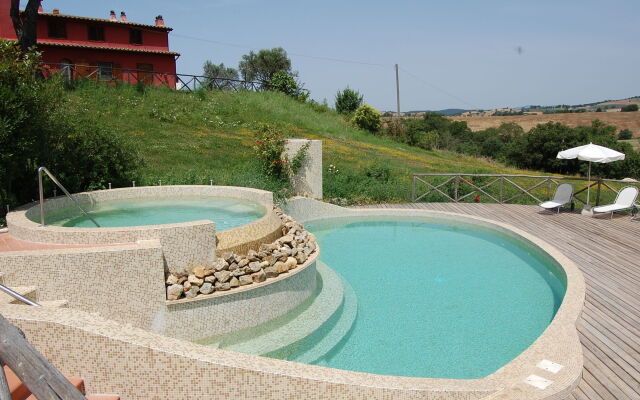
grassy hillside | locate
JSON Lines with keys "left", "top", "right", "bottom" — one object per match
{"left": 65, "top": 84, "right": 534, "bottom": 204}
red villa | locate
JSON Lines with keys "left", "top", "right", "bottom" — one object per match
{"left": 0, "top": 0, "right": 180, "bottom": 87}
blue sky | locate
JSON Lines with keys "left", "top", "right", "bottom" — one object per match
{"left": 52, "top": 0, "right": 639, "bottom": 111}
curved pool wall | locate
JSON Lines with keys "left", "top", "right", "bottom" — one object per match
{"left": 1, "top": 196, "right": 585, "bottom": 400}
{"left": 283, "top": 197, "right": 585, "bottom": 399}
{"left": 6, "top": 185, "right": 283, "bottom": 270}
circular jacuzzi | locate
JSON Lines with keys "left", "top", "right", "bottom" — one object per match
{"left": 43, "top": 197, "right": 266, "bottom": 230}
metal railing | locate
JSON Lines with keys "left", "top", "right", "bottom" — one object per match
{"left": 38, "top": 167, "right": 100, "bottom": 227}
{"left": 40, "top": 63, "right": 264, "bottom": 92}
{"left": 0, "top": 284, "right": 40, "bottom": 307}
{"left": 411, "top": 173, "right": 640, "bottom": 207}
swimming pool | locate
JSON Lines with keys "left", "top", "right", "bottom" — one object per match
{"left": 44, "top": 197, "right": 266, "bottom": 230}
{"left": 228, "top": 215, "right": 567, "bottom": 379}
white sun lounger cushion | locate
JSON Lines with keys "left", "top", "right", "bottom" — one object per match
{"left": 593, "top": 186, "right": 639, "bottom": 213}
{"left": 540, "top": 183, "right": 573, "bottom": 210}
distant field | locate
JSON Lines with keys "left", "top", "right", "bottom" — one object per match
{"left": 620, "top": 138, "right": 640, "bottom": 151}
{"left": 450, "top": 112, "right": 640, "bottom": 136}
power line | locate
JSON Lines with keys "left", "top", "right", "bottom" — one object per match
{"left": 172, "top": 33, "right": 389, "bottom": 67}
{"left": 172, "top": 33, "right": 475, "bottom": 108}
{"left": 399, "top": 66, "right": 476, "bottom": 108}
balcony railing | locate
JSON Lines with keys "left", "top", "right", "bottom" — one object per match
{"left": 40, "top": 63, "right": 263, "bottom": 92}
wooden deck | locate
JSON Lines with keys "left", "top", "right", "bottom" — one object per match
{"left": 357, "top": 203, "right": 640, "bottom": 400}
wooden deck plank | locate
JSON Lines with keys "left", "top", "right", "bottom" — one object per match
{"left": 357, "top": 203, "right": 640, "bottom": 400}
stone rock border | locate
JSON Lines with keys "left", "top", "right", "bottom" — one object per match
{"left": 166, "top": 208, "right": 317, "bottom": 301}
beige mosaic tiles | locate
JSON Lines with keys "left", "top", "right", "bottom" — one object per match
{"left": 6, "top": 185, "right": 281, "bottom": 270}
{"left": 0, "top": 241, "right": 166, "bottom": 330}
{"left": 2, "top": 305, "right": 495, "bottom": 400}
{"left": 164, "top": 254, "right": 318, "bottom": 341}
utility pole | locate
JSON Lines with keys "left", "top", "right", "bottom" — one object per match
{"left": 395, "top": 64, "right": 401, "bottom": 117}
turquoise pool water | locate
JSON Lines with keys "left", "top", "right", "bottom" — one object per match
{"left": 46, "top": 197, "right": 266, "bottom": 230}
{"left": 284, "top": 217, "right": 566, "bottom": 379}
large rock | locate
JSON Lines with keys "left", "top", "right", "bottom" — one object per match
{"left": 167, "top": 284, "right": 183, "bottom": 300}
{"left": 192, "top": 266, "right": 207, "bottom": 279}
{"left": 239, "top": 275, "right": 253, "bottom": 286}
{"left": 185, "top": 286, "right": 200, "bottom": 298}
{"left": 188, "top": 274, "right": 204, "bottom": 286}
{"left": 204, "top": 275, "right": 216, "bottom": 283}
{"left": 264, "top": 266, "right": 279, "bottom": 278}
{"left": 238, "top": 258, "right": 249, "bottom": 268}
{"left": 213, "top": 258, "right": 229, "bottom": 272}
{"left": 182, "top": 281, "right": 192, "bottom": 292}
{"left": 166, "top": 275, "right": 178, "bottom": 285}
{"left": 232, "top": 268, "right": 246, "bottom": 277}
{"left": 251, "top": 269, "right": 266, "bottom": 283}
{"left": 274, "top": 261, "right": 289, "bottom": 274}
{"left": 248, "top": 261, "right": 262, "bottom": 273}
{"left": 280, "top": 234, "right": 294, "bottom": 245}
{"left": 214, "top": 270, "right": 231, "bottom": 283}
{"left": 199, "top": 282, "right": 214, "bottom": 295}
{"left": 229, "top": 277, "right": 240, "bottom": 288}
{"left": 284, "top": 257, "right": 297, "bottom": 270}
{"left": 295, "top": 252, "right": 308, "bottom": 265}
{"left": 214, "top": 281, "right": 231, "bottom": 291}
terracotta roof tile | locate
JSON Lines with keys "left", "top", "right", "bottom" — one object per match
{"left": 38, "top": 41, "right": 180, "bottom": 56}
{"left": 37, "top": 12, "right": 173, "bottom": 31}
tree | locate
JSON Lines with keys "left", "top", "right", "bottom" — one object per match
{"left": 621, "top": 104, "right": 639, "bottom": 112}
{"left": 10, "top": 0, "right": 41, "bottom": 53}
{"left": 618, "top": 129, "right": 633, "bottom": 140}
{"left": 238, "top": 47, "right": 291, "bottom": 85}
{"left": 267, "top": 70, "right": 308, "bottom": 101}
{"left": 334, "top": 88, "right": 363, "bottom": 114}
{"left": 352, "top": 104, "right": 381, "bottom": 133}
{"left": 202, "top": 61, "right": 239, "bottom": 90}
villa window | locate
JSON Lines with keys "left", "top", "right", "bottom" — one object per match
{"left": 88, "top": 25, "right": 105, "bottom": 41}
{"left": 97, "top": 62, "right": 113, "bottom": 80}
{"left": 47, "top": 20, "right": 67, "bottom": 38}
{"left": 130, "top": 29, "right": 143, "bottom": 45}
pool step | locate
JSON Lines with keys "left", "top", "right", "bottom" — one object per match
{"left": 285, "top": 274, "right": 358, "bottom": 364}
{"left": 214, "top": 261, "right": 344, "bottom": 356}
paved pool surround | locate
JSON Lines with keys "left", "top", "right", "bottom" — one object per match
{"left": 1, "top": 197, "right": 585, "bottom": 400}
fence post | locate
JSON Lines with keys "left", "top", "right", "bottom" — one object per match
{"left": 595, "top": 179, "right": 602, "bottom": 206}
{"left": 499, "top": 176, "right": 504, "bottom": 204}
{"left": 454, "top": 176, "right": 460, "bottom": 202}
{"left": 411, "top": 176, "right": 416, "bottom": 202}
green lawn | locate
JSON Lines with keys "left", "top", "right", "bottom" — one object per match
{"left": 66, "top": 84, "right": 537, "bottom": 204}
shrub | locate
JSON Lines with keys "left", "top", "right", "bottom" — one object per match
{"left": 352, "top": 104, "right": 381, "bottom": 133}
{"left": 621, "top": 104, "right": 638, "bottom": 112}
{"left": 618, "top": 129, "right": 633, "bottom": 140}
{"left": 335, "top": 87, "right": 363, "bottom": 114}
{"left": 268, "top": 70, "right": 309, "bottom": 101}
{"left": 0, "top": 41, "right": 141, "bottom": 216}
{"left": 252, "top": 124, "right": 309, "bottom": 181}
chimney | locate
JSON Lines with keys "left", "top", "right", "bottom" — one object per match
{"left": 52, "top": 8, "right": 59, "bottom": 14}
{"left": 155, "top": 15, "right": 165, "bottom": 27}
{"left": 110, "top": 10, "right": 117, "bottom": 21}
{"left": 120, "top": 11, "right": 127, "bottom": 22}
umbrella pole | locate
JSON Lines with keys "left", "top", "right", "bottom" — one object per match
{"left": 587, "top": 161, "right": 591, "bottom": 208}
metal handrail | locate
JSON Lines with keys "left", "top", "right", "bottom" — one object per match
{"left": 37, "top": 167, "right": 100, "bottom": 227}
{"left": 0, "top": 284, "right": 40, "bottom": 307}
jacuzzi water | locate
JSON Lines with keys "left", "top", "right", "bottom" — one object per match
{"left": 45, "top": 197, "right": 266, "bottom": 230}
{"left": 277, "top": 217, "right": 566, "bottom": 379}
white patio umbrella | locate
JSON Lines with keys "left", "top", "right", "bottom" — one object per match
{"left": 557, "top": 143, "right": 625, "bottom": 211}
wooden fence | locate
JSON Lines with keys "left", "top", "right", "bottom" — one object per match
{"left": 412, "top": 173, "right": 640, "bottom": 208}
{"left": 40, "top": 63, "right": 263, "bottom": 92}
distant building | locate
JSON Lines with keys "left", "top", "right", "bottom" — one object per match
{"left": 0, "top": 0, "right": 180, "bottom": 87}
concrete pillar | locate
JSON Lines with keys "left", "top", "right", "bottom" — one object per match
{"left": 284, "top": 139, "right": 322, "bottom": 199}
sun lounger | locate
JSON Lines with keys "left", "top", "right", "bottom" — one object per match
{"left": 593, "top": 186, "right": 639, "bottom": 219}
{"left": 540, "top": 183, "right": 574, "bottom": 213}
